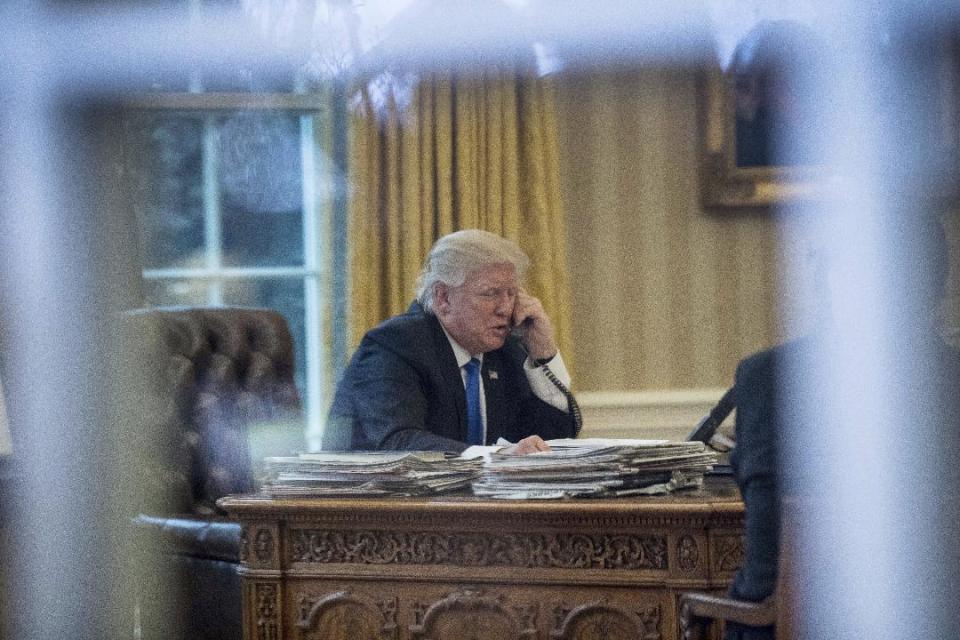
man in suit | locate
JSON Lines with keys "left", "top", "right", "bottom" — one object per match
{"left": 726, "top": 213, "right": 960, "bottom": 640}
{"left": 725, "top": 339, "right": 795, "bottom": 640}
{"left": 323, "top": 229, "right": 579, "bottom": 454}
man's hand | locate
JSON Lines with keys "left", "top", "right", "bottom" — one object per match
{"left": 499, "top": 435, "right": 552, "bottom": 455}
{"left": 511, "top": 289, "right": 557, "bottom": 361}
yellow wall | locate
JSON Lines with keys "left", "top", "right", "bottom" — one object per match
{"left": 555, "top": 67, "right": 790, "bottom": 391}
{"left": 554, "top": 65, "right": 960, "bottom": 393}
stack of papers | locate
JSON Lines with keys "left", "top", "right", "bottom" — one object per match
{"left": 261, "top": 451, "right": 484, "bottom": 497}
{"left": 471, "top": 438, "right": 719, "bottom": 499}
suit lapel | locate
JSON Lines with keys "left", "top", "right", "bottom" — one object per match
{"left": 427, "top": 313, "right": 469, "bottom": 441}
{"left": 482, "top": 353, "right": 506, "bottom": 444}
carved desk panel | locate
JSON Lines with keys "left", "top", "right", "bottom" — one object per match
{"left": 219, "top": 476, "right": 743, "bottom": 640}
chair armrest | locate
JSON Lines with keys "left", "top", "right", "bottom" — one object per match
{"left": 678, "top": 592, "right": 776, "bottom": 640}
{"left": 132, "top": 513, "right": 241, "bottom": 563}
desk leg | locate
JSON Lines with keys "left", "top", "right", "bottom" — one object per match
{"left": 246, "top": 580, "right": 282, "bottom": 640}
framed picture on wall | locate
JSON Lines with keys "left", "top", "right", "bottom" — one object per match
{"left": 699, "top": 18, "right": 960, "bottom": 210}
{"left": 698, "top": 19, "right": 825, "bottom": 209}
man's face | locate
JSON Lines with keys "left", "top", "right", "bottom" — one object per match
{"left": 435, "top": 263, "right": 518, "bottom": 355}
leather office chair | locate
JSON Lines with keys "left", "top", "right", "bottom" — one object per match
{"left": 678, "top": 499, "right": 799, "bottom": 640}
{"left": 678, "top": 589, "right": 777, "bottom": 640}
{"left": 122, "top": 306, "right": 302, "bottom": 640}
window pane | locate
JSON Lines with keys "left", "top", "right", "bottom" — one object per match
{"left": 218, "top": 112, "right": 305, "bottom": 268}
{"left": 142, "top": 279, "right": 210, "bottom": 307}
{"left": 222, "top": 278, "right": 307, "bottom": 398}
{"left": 125, "top": 114, "right": 205, "bottom": 270}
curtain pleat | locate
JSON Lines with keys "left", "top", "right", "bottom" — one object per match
{"left": 347, "top": 65, "right": 575, "bottom": 374}
{"left": 500, "top": 76, "right": 521, "bottom": 242}
{"left": 434, "top": 80, "right": 455, "bottom": 237}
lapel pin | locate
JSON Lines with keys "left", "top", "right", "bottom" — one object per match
{"left": 488, "top": 370, "right": 498, "bottom": 380}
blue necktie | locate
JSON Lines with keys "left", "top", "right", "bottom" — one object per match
{"left": 464, "top": 358, "right": 483, "bottom": 445}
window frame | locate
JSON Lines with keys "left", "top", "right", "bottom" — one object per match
{"left": 123, "top": 90, "right": 348, "bottom": 449}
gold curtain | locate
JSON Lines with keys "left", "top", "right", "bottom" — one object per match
{"left": 347, "top": 66, "right": 574, "bottom": 370}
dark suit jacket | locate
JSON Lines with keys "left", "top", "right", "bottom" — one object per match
{"left": 323, "top": 302, "right": 577, "bottom": 452}
{"left": 726, "top": 334, "right": 960, "bottom": 640}
{"left": 723, "top": 343, "right": 793, "bottom": 640}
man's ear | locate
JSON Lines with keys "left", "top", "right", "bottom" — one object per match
{"left": 434, "top": 283, "right": 450, "bottom": 316}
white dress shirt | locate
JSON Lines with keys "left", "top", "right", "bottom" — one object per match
{"left": 440, "top": 327, "right": 572, "bottom": 447}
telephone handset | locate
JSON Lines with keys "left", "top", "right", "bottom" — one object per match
{"left": 510, "top": 316, "right": 535, "bottom": 339}
{"left": 509, "top": 316, "right": 544, "bottom": 361}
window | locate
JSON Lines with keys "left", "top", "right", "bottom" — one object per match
{"left": 122, "top": 92, "right": 348, "bottom": 449}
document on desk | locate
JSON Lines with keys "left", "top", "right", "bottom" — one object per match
{"left": 260, "top": 451, "right": 484, "bottom": 497}
{"left": 471, "top": 439, "right": 718, "bottom": 499}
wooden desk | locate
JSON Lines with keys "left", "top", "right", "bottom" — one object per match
{"left": 219, "top": 477, "right": 743, "bottom": 640}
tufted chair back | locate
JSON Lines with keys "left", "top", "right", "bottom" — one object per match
{"left": 124, "top": 306, "right": 302, "bottom": 515}
{"left": 123, "top": 306, "right": 303, "bottom": 640}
